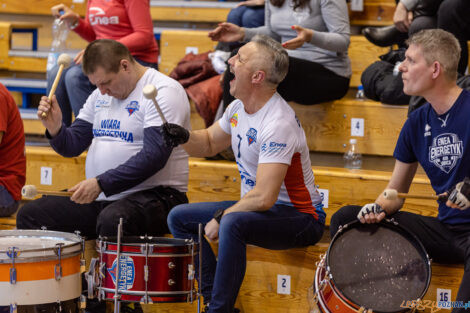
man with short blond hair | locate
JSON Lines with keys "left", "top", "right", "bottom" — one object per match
{"left": 331, "top": 29, "right": 470, "bottom": 313}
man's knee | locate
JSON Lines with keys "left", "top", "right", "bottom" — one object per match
{"left": 167, "top": 203, "right": 194, "bottom": 231}
{"left": 241, "top": 9, "right": 264, "bottom": 28}
{"left": 64, "top": 65, "right": 86, "bottom": 87}
{"left": 219, "top": 212, "right": 246, "bottom": 237}
{"left": 330, "top": 205, "right": 361, "bottom": 238}
{"left": 16, "top": 201, "right": 42, "bottom": 229}
{"left": 96, "top": 206, "right": 123, "bottom": 237}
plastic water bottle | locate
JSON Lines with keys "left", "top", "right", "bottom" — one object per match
{"left": 47, "top": 15, "right": 69, "bottom": 71}
{"left": 344, "top": 138, "right": 362, "bottom": 169}
{"left": 356, "top": 85, "right": 365, "bottom": 100}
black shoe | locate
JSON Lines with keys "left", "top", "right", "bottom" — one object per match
{"left": 362, "top": 25, "right": 408, "bottom": 47}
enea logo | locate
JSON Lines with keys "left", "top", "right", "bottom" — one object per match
{"left": 107, "top": 255, "right": 135, "bottom": 291}
{"left": 246, "top": 128, "right": 257, "bottom": 146}
{"left": 125, "top": 101, "right": 140, "bottom": 116}
{"left": 429, "top": 133, "right": 463, "bottom": 173}
{"left": 89, "top": 7, "right": 119, "bottom": 25}
{"left": 230, "top": 113, "right": 238, "bottom": 127}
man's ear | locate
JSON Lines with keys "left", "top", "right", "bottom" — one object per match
{"left": 432, "top": 61, "right": 441, "bottom": 79}
{"left": 252, "top": 70, "right": 266, "bottom": 84}
{"left": 121, "top": 59, "right": 129, "bottom": 72}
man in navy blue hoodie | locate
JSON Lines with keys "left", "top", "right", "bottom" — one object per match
{"left": 331, "top": 29, "right": 470, "bottom": 313}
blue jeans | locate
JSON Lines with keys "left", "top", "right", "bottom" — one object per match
{"left": 47, "top": 58, "right": 158, "bottom": 126}
{"left": 227, "top": 5, "right": 265, "bottom": 28}
{"left": 0, "top": 185, "right": 19, "bottom": 217}
{"left": 167, "top": 201, "right": 324, "bottom": 313}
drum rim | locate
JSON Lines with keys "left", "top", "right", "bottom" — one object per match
{"left": 97, "top": 236, "right": 195, "bottom": 247}
{"left": 0, "top": 229, "right": 82, "bottom": 256}
{"left": 326, "top": 219, "right": 432, "bottom": 313}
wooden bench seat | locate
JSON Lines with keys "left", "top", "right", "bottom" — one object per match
{"left": 21, "top": 109, "right": 45, "bottom": 135}
{"left": 349, "top": 0, "right": 396, "bottom": 26}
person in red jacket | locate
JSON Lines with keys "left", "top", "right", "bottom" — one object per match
{"left": 0, "top": 83, "right": 25, "bottom": 217}
{"left": 48, "top": 0, "right": 159, "bottom": 126}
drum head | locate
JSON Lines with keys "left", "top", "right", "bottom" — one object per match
{"left": 327, "top": 221, "right": 430, "bottom": 313}
{"left": 0, "top": 230, "right": 82, "bottom": 262}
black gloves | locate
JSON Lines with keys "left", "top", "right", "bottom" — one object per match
{"left": 447, "top": 177, "right": 470, "bottom": 210}
{"left": 161, "top": 122, "right": 190, "bottom": 148}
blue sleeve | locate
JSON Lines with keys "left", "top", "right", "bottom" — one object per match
{"left": 48, "top": 118, "right": 94, "bottom": 157}
{"left": 393, "top": 118, "right": 418, "bottom": 163}
{"left": 97, "top": 126, "right": 172, "bottom": 197}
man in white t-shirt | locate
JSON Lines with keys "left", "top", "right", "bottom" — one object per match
{"left": 163, "top": 35, "right": 326, "bottom": 313}
{"left": 17, "top": 39, "right": 190, "bottom": 239}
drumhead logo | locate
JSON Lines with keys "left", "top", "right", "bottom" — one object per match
{"left": 107, "top": 256, "right": 135, "bottom": 291}
{"left": 429, "top": 133, "right": 463, "bottom": 173}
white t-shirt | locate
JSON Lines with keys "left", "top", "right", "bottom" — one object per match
{"left": 218, "top": 93, "right": 324, "bottom": 219}
{"left": 78, "top": 68, "right": 190, "bottom": 201}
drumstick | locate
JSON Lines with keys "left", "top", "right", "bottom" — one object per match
{"left": 383, "top": 189, "right": 447, "bottom": 201}
{"left": 22, "top": 185, "right": 73, "bottom": 199}
{"left": 142, "top": 84, "right": 168, "bottom": 124}
{"left": 204, "top": 234, "right": 219, "bottom": 258}
{"left": 41, "top": 53, "right": 72, "bottom": 118}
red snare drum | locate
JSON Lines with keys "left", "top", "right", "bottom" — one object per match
{"left": 314, "top": 221, "right": 431, "bottom": 313}
{"left": 95, "top": 236, "right": 197, "bottom": 303}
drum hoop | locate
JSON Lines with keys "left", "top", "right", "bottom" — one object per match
{"left": 99, "top": 287, "right": 195, "bottom": 297}
{"left": 315, "top": 257, "right": 361, "bottom": 313}
{"left": 98, "top": 251, "right": 194, "bottom": 258}
{"left": 0, "top": 251, "right": 81, "bottom": 264}
{"left": 98, "top": 236, "right": 194, "bottom": 247}
{"left": 0, "top": 229, "right": 82, "bottom": 256}
{"left": 326, "top": 219, "right": 432, "bottom": 313}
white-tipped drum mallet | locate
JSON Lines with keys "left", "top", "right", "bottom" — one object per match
{"left": 143, "top": 84, "right": 168, "bottom": 124}
{"left": 383, "top": 189, "right": 440, "bottom": 201}
{"left": 41, "top": 53, "right": 72, "bottom": 118}
{"left": 22, "top": 185, "right": 73, "bottom": 199}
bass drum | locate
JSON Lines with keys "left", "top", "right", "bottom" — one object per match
{"left": 314, "top": 220, "right": 431, "bottom": 313}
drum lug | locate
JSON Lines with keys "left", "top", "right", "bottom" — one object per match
{"left": 140, "top": 295, "right": 153, "bottom": 304}
{"left": 98, "top": 288, "right": 106, "bottom": 301}
{"left": 9, "top": 303, "right": 17, "bottom": 313}
{"left": 140, "top": 245, "right": 148, "bottom": 254}
{"left": 7, "top": 247, "right": 18, "bottom": 285}
{"left": 99, "top": 261, "right": 106, "bottom": 279}
{"left": 76, "top": 231, "right": 86, "bottom": 273}
{"left": 144, "top": 264, "right": 149, "bottom": 282}
{"left": 168, "top": 261, "right": 176, "bottom": 269}
{"left": 168, "top": 279, "right": 176, "bottom": 286}
{"left": 55, "top": 263, "right": 62, "bottom": 281}
{"left": 54, "top": 243, "right": 64, "bottom": 281}
{"left": 188, "top": 264, "right": 195, "bottom": 280}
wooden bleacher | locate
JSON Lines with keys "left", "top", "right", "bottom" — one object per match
{"left": 0, "top": 0, "right": 395, "bottom": 26}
